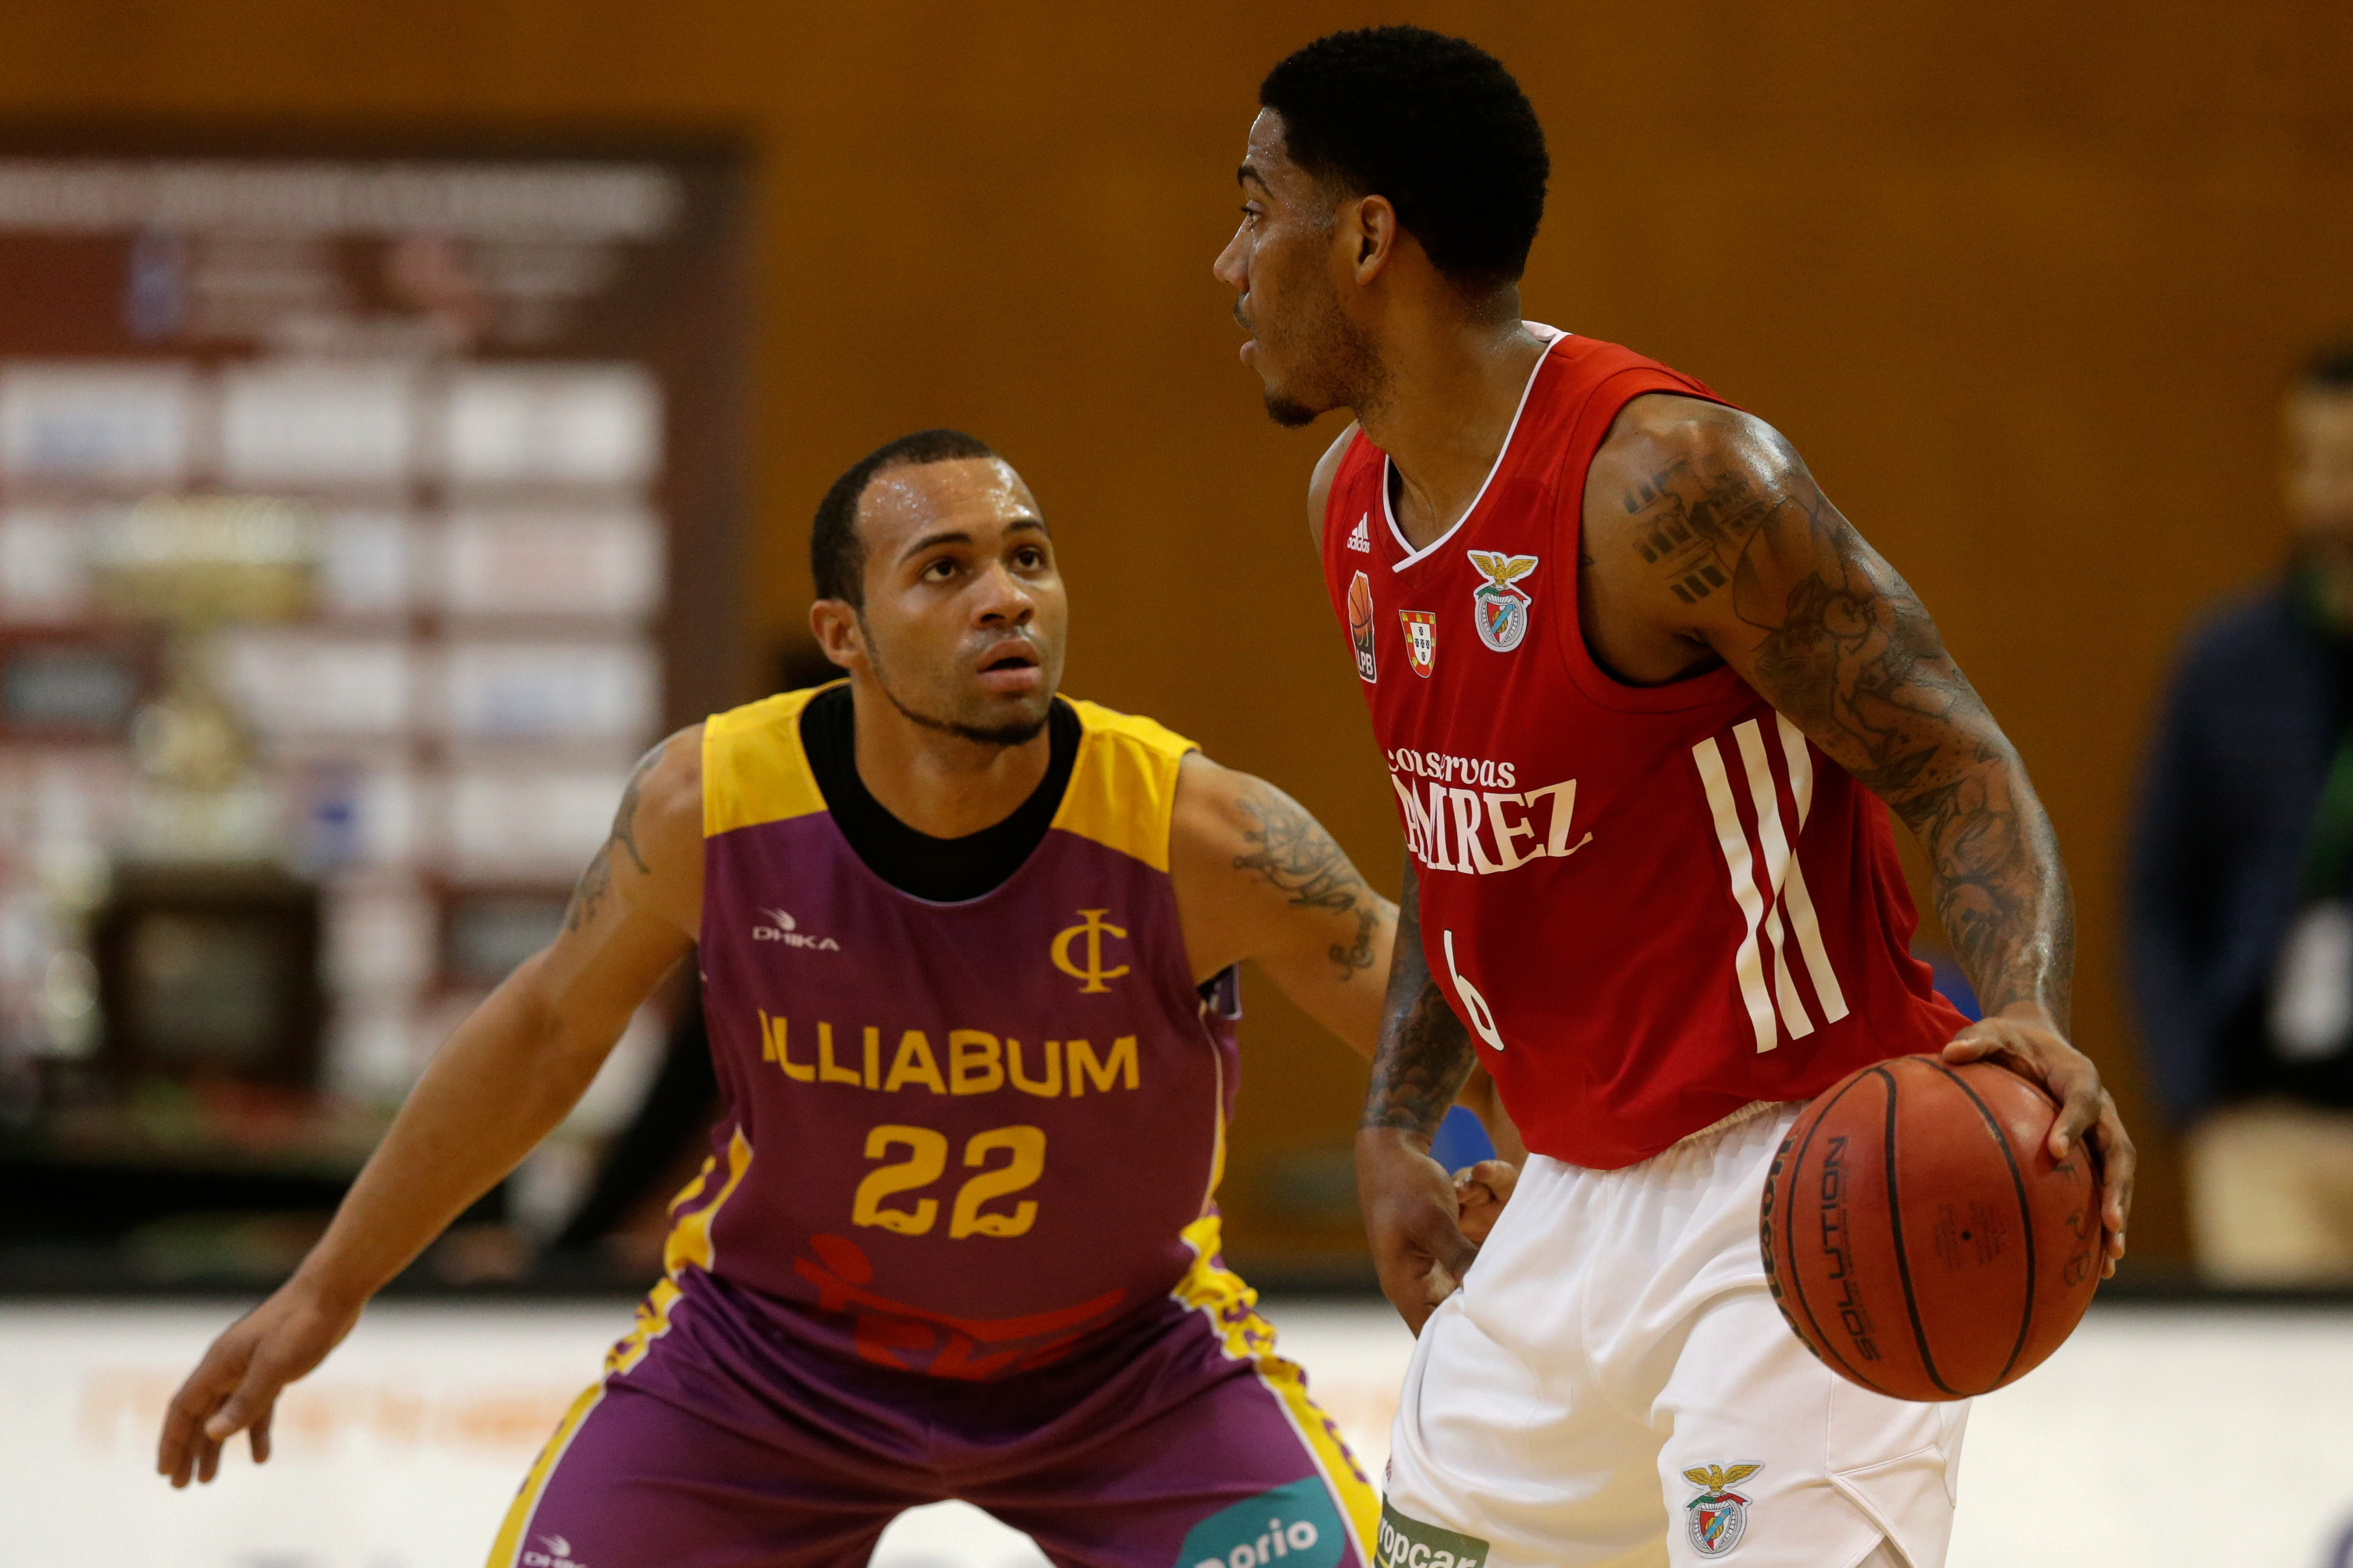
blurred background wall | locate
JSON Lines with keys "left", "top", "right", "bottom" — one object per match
{"left": 3, "top": 0, "right": 2352, "bottom": 1276}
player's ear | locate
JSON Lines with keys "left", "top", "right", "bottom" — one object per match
{"left": 808, "top": 598, "right": 865, "bottom": 671}
{"left": 1344, "top": 194, "right": 1399, "bottom": 283}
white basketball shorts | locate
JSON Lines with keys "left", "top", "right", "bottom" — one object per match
{"left": 1379, "top": 1100, "right": 1967, "bottom": 1568}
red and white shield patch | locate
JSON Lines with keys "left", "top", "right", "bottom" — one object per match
{"left": 1398, "top": 610, "right": 1437, "bottom": 678}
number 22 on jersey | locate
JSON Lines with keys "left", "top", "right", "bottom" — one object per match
{"left": 851, "top": 1125, "right": 1047, "bottom": 1239}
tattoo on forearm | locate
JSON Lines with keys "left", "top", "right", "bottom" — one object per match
{"left": 564, "top": 744, "right": 664, "bottom": 932}
{"left": 1621, "top": 421, "right": 2073, "bottom": 1023}
{"left": 1233, "top": 783, "right": 1378, "bottom": 981}
{"left": 1362, "top": 869, "right": 1475, "bottom": 1137}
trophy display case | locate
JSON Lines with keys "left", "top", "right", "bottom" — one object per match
{"left": 0, "top": 140, "right": 749, "bottom": 1277}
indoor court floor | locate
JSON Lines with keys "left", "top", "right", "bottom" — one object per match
{"left": 6, "top": 1297, "right": 2348, "bottom": 1568}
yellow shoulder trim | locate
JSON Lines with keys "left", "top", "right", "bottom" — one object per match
{"left": 1050, "top": 699, "right": 1197, "bottom": 872}
{"left": 702, "top": 686, "right": 834, "bottom": 837}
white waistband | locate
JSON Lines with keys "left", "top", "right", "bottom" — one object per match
{"left": 1668, "top": 1097, "right": 1791, "bottom": 1151}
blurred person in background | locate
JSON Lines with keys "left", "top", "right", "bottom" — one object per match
{"left": 2129, "top": 343, "right": 2353, "bottom": 1286}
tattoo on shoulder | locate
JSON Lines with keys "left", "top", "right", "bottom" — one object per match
{"left": 1232, "top": 783, "right": 1378, "bottom": 982}
{"left": 1621, "top": 453, "right": 1778, "bottom": 606}
{"left": 564, "top": 743, "right": 665, "bottom": 932}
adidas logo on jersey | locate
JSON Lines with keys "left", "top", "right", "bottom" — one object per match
{"left": 1346, "top": 513, "right": 1372, "bottom": 552}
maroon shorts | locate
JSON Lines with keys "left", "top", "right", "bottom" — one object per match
{"left": 486, "top": 1270, "right": 1376, "bottom": 1568}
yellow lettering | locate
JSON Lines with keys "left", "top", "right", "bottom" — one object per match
{"left": 949, "top": 1126, "right": 1045, "bottom": 1238}
{"left": 818, "top": 1022, "right": 862, "bottom": 1086}
{"left": 764, "top": 1012, "right": 814, "bottom": 1082}
{"left": 852, "top": 1125, "right": 946, "bottom": 1235}
{"left": 1066, "top": 1035, "right": 1138, "bottom": 1096}
{"left": 949, "top": 1030, "right": 1004, "bottom": 1095}
{"left": 864, "top": 1025, "right": 881, "bottom": 1089}
{"left": 884, "top": 1030, "right": 947, "bottom": 1095}
{"left": 1008, "top": 1038, "right": 1061, "bottom": 1097}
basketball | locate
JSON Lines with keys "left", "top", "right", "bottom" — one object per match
{"left": 1759, "top": 1055, "right": 2103, "bottom": 1402}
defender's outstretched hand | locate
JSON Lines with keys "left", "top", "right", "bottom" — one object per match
{"left": 156, "top": 1281, "right": 360, "bottom": 1487}
{"left": 1942, "top": 1006, "right": 2135, "bottom": 1278}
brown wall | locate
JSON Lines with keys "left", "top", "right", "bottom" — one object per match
{"left": 17, "top": 0, "right": 2353, "bottom": 1273}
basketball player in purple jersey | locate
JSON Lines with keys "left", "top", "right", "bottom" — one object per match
{"left": 156, "top": 430, "right": 1511, "bottom": 1566}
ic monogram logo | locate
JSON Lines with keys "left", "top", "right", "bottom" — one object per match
{"left": 1050, "top": 909, "right": 1129, "bottom": 993}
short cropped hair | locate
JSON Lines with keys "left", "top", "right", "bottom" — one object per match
{"left": 1260, "top": 27, "right": 1548, "bottom": 291}
{"left": 811, "top": 428, "right": 1001, "bottom": 606}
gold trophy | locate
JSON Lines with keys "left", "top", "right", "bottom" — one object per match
{"left": 89, "top": 495, "right": 317, "bottom": 860}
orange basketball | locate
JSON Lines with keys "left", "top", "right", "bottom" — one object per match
{"left": 1347, "top": 569, "right": 1375, "bottom": 638}
{"left": 1758, "top": 1055, "right": 2101, "bottom": 1402}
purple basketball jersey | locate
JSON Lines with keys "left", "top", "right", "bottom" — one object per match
{"left": 615, "top": 687, "right": 1242, "bottom": 1383}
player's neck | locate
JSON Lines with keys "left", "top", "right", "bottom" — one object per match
{"left": 1357, "top": 306, "right": 1548, "bottom": 552}
{"left": 845, "top": 678, "right": 1055, "bottom": 839}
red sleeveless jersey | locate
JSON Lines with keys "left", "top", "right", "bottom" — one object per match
{"left": 1320, "top": 329, "right": 1965, "bottom": 1169}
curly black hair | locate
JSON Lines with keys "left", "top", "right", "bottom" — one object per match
{"left": 1260, "top": 26, "right": 1548, "bottom": 292}
{"left": 810, "top": 428, "right": 1001, "bottom": 607}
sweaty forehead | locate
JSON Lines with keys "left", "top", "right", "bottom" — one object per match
{"left": 1242, "top": 109, "right": 1309, "bottom": 192}
{"left": 857, "top": 458, "right": 1039, "bottom": 549}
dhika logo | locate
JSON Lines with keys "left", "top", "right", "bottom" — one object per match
{"left": 522, "top": 1534, "right": 588, "bottom": 1568}
{"left": 752, "top": 908, "right": 839, "bottom": 951}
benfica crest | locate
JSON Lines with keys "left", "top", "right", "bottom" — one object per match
{"left": 1466, "top": 549, "right": 1539, "bottom": 652}
{"left": 1398, "top": 610, "right": 1437, "bottom": 677}
{"left": 1682, "top": 1464, "right": 1761, "bottom": 1557}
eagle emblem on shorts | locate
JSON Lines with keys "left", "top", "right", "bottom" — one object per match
{"left": 1682, "top": 1463, "right": 1762, "bottom": 1557}
{"left": 1465, "top": 550, "right": 1538, "bottom": 652}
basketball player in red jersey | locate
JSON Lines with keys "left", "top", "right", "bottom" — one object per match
{"left": 1215, "top": 28, "right": 2135, "bottom": 1568}
{"left": 154, "top": 430, "right": 1516, "bottom": 1566}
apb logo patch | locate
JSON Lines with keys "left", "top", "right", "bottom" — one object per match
{"left": 1347, "top": 570, "right": 1378, "bottom": 683}
{"left": 1178, "top": 1476, "right": 1345, "bottom": 1568}
{"left": 1682, "top": 1463, "right": 1762, "bottom": 1557}
{"left": 1465, "top": 551, "right": 1538, "bottom": 653}
{"left": 1398, "top": 610, "right": 1437, "bottom": 678}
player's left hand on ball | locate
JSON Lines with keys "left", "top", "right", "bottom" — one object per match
{"left": 1941, "top": 1006, "right": 2135, "bottom": 1279}
{"left": 1452, "top": 1159, "right": 1518, "bottom": 1246}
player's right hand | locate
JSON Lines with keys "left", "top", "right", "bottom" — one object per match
{"left": 156, "top": 1278, "right": 362, "bottom": 1488}
{"left": 1357, "top": 1126, "right": 1482, "bottom": 1333}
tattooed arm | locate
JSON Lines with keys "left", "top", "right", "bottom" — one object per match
{"left": 1583, "top": 397, "right": 2132, "bottom": 1274}
{"left": 1170, "top": 751, "right": 1394, "bottom": 1050}
{"left": 156, "top": 728, "right": 704, "bottom": 1489}
{"left": 1354, "top": 860, "right": 1514, "bottom": 1329}
{"left": 1171, "top": 753, "right": 1523, "bottom": 1310}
